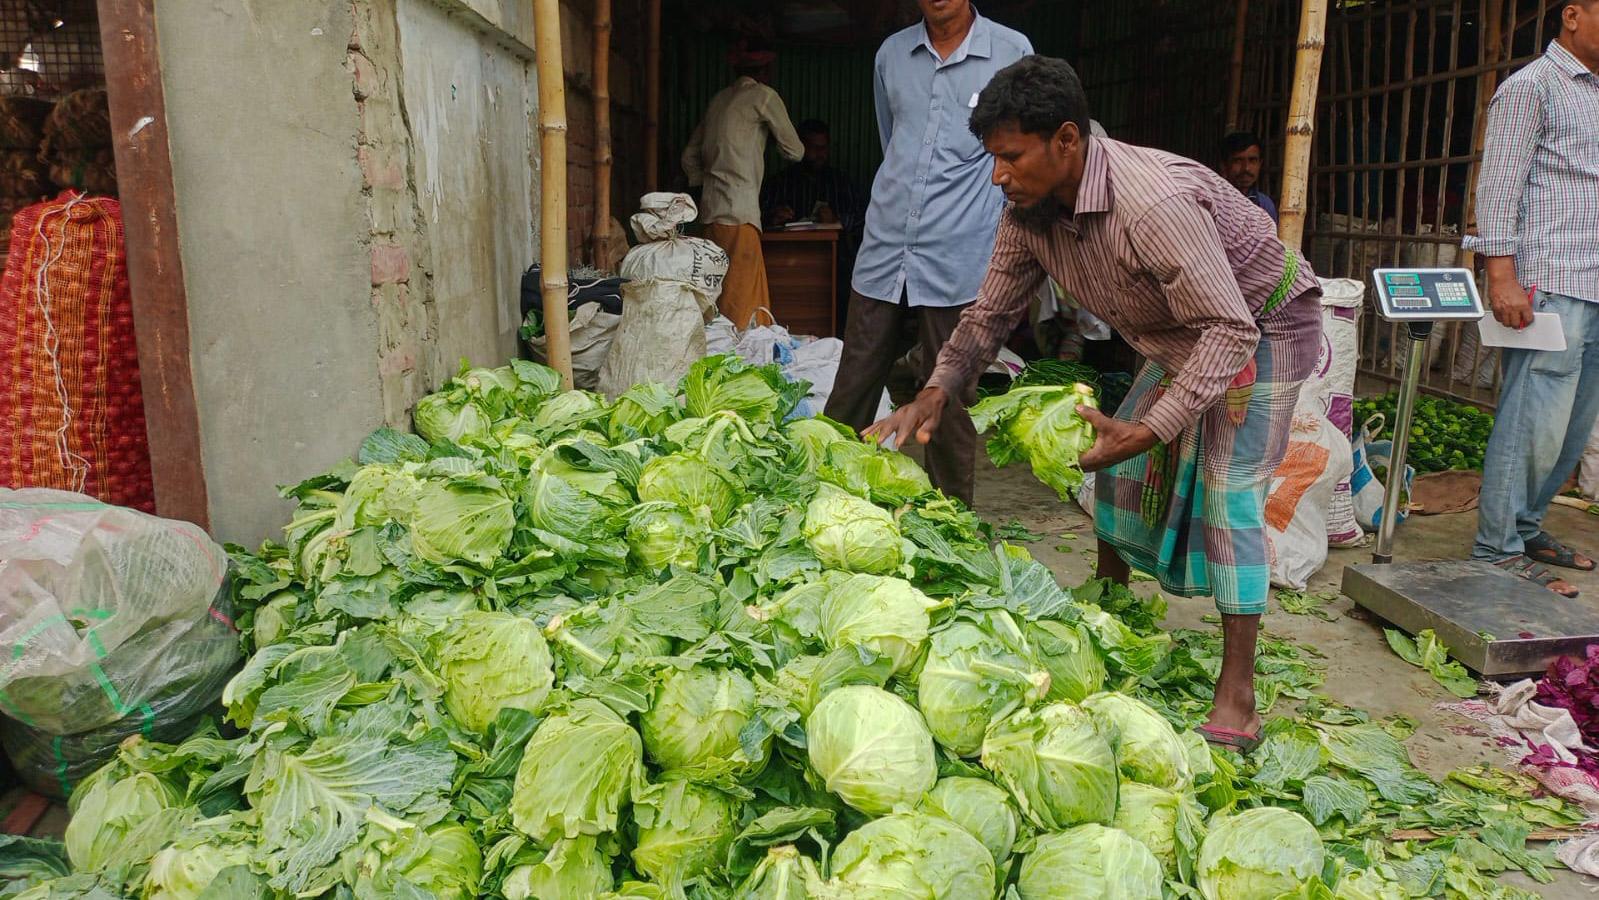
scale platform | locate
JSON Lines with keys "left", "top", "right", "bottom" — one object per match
{"left": 1343, "top": 560, "right": 1599, "bottom": 678}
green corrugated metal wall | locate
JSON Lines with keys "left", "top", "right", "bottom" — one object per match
{"left": 663, "top": 33, "right": 884, "bottom": 192}
{"left": 659, "top": 4, "right": 1229, "bottom": 194}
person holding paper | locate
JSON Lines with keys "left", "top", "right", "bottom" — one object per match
{"left": 1461, "top": 0, "right": 1599, "bottom": 597}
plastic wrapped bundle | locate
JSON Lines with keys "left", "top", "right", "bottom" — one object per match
{"left": 0, "top": 489, "right": 241, "bottom": 797}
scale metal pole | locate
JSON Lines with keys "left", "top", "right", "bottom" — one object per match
{"left": 1373, "top": 321, "right": 1432, "bottom": 564}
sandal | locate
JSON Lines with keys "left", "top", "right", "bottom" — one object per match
{"left": 1199, "top": 723, "right": 1262, "bottom": 753}
{"left": 1494, "top": 554, "right": 1580, "bottom": 599}
{"left": 1525, "top": 532, "right": 1597, "bottom": 572}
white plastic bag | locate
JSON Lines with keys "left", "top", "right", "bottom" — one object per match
{"left": 1311, "top": 278, "right": 1366, "bottom": 546}
{"left": 704, "top": 316, "right": 739, "bottom": 356}
{"left": 785, "top": 337, "right": 891, "bottom": 422}
{"left": 598, "top": 194, "right": 730, "bottom": 398}
{"left": 0, "top": 488, "right": 240, "bottom": 795}
{"left": 1350, "top": 415, "right": 1414, "bottom": 532}
{"left": 528, "top": 302, "right": 621, "bottom": 391}
{"left": 734, "top": 309, "right": 795, "bottom": 366}
{"left": 1266, "top": 400, "right": 1354, "bottom": 589}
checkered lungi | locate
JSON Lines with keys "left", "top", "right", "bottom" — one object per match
{"left": 1093, "top": 312, "right": 1319, "bottom": 616}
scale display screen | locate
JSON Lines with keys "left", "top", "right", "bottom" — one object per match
{"left": 1371, "top": 268, "right": 1485, "bottom": 321}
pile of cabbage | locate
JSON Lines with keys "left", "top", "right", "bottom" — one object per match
{"left": 0, "top": 357, "right": 1571, "bottom": 900}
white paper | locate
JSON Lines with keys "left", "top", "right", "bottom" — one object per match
{"left": 1478, "top": 312, "right": 1567, "bottom": 351}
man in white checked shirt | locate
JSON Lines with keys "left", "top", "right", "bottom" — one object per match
{"left": 1462, "top": 0, "right": 1599, "bottom": 597}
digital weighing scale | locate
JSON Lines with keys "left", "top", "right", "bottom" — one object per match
{"left": 1339, "top": 268, "right": 1599, "bottom": 677}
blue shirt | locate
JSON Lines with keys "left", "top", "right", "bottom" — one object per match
{"left": 852, "top": 13, "right": 1033, "bottom": 307}
{"left": 1246, "top": 187, "right": 1279, "bottom": 225}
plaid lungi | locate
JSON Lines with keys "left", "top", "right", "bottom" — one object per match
{"left": 1094, "top": 323, "right": 1316, "bottom": 616}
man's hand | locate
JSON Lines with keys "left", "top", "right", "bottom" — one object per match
{"left": 1485, "top": 257, "right": 1533, "bottom": 330}
{"left": 1076, "top": 406, "right": 1159, "bottom": 472}
{"left": 768, "top": 205, "right": 796, "bottom": 229}
{"left": 864, "top": 387, "right": 946, "bottom": 448}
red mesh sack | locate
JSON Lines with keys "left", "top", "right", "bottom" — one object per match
{"left": 0, "top": 192, "right": 154, "bottom": 512}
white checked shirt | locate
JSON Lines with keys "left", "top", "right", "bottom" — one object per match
{"left": 1463, "top": 41, "right": 1599, "bottom": 303}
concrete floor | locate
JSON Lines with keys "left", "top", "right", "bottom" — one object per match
{"left": 966, "top": 455, "right": 1599, "bottom": 898}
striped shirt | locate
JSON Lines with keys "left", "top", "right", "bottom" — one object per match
{"left": 1462, "top": 41, "right": 1599, "bottom": 303}
{"left": 928, "top": 137, "right": 1322, "bottom": 443}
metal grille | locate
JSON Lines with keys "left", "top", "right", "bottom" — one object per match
{"left": 0, "top": 0, "right": 103, "bottom": 99}
{"left": 1299, "top": 0, "right": 1562, "bottom": 410}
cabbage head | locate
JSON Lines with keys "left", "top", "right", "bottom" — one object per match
{"left": 1016, "top": 824, "right": 1163, "bottom": 900}
{"left": 736, "top": 845, "right": 823, "bottom": 900}
{"left": 1113, "top": 782, "right": 1205, "bottom": 879}
{"left": 65, "top": 771, "right": 178, "bottom": 871}
{"left": 1197, "top": 807, "right": 1325, "bottom": 900}
{"left": 626, "top": 502, "right": 706, "bottom": 572}
{"left": 1027, "top": 619, "right": 1106, "bottom": 703}
{"left": 511, "top": 699, "right": 643, "bottom": 844}
{"left": 806, "top": 685, "right": 936, "bottom": 815}
{"left": 970, "top": 382, "right": 1099, "bottom": 499}
{"left": 609, "top": 382, "right": 682, "bottom": 440}
{"left": 981, "top": 702, "right": 1118, "bottom": 831}
{"left": 920, "top": 776, "right": 1019, "bottom": 866}
{"left": 502, "top": 836, "right": 615, "bottom": 900}
{"left": 408, "top": 473, "right": 516, "bottom": 568}
{"left": 529, "top": 389, "right": 610, "bottom": 438}
{"left": 394, "top": 823, "right": 482, "bottom": 900}
{"left": 342, "top": 810, "right": 482, "bottom": 900}
{"left": 636, "top": 453, "right": 739, "bottom": 525}
{"left": 640, "top": 665, "right": 765, "bottom": 774}
{"left": 682, "top": 354, "right": 802, "bottom": 424}
{"left": 631, "top": 779, "right": 743, "bottom": 889}
{"left": 916, "top": 611, "right": 1050, "bottom": 756}
{"left": 436, "top": 610, "right": 555, "bottom": 734}
{"left": 1081, "top": 692, "right": 1192, "bottom": 789}
{"left": 785, "top": 416, "right": 854, "bottom": 470}
{"left": 144, "top": 836, "right": 252, "bottom": 900}
{"left": 820, "top": 574, "right": 937, "bottom": 674}
{"left": 803, "top": 484, "right": 904, "bottom": 575}
{"left": 414, "top": 390, "right": 493, "bottom": 446}
{"left": 826, "top": 812, "right": 996, "bottom": 900}
{"left": 820, "top": 440, "right": 933, "bottom": 505}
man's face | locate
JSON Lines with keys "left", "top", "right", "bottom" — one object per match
{"left": 802, "top": 133, "right": 830, "bottom": 170}
{"left": 984, "top": 123, "right": 1077, "bottom": 230}
{"left": 1223, "top": 145, "right": 1263, "bottom": 192}
{"left": 918, "top": 0, "right": 971, "bottom": 28}
{"left": 1565, "top": 1, "right": 1599, "bottom": 71}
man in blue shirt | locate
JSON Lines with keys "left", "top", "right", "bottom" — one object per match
{"left": 824, "top": 0, "right": 1033, "bottom": 505}
{"left": 1220, "top": 131, "right": 1280, "bottom": 225}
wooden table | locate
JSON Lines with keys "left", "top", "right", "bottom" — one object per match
{"left": 762, "top": 228, "right": 838, "bottom": 338}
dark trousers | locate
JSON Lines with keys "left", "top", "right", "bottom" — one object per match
{"left": 824, "top": 290, "right": 978, "bottom": 505}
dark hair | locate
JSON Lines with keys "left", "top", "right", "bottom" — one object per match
{"left": 798, "top": 119, "right": 830, "bottom": 139}
{"left": 968, "top": 56, "right": 1093, "bottom": 143}
{"left": 1221, "top": 131, "right": 1264, "bottom": 159}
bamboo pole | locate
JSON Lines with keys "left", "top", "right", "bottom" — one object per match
{"left": 1226, "top": 0, "right": 1250, "bottom": 130}
{"left": 534, "top": 0, "right": 573, "bottom": 388}
{"left": 1278, "top": 0, "right": 1329, "bottom": 252}
{"left": 593, "top": 0, "right": 613, "bottom": 262}
{"left": 644, "top": 0, "right": 661, "bottom": 193}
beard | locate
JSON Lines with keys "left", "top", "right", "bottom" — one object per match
{"left": 1012, "top": 194, "right": 1064, "bottom": 233}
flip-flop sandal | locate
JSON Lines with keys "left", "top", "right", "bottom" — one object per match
{"left": 1199, "top": 723, "right": 1262, "bottom": 753}
{"left": 1525, "top": 533, "right": 1597, "bottom": 572}
{"left": 1495, "top": 554, "right": 1580, "bottom": 598}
